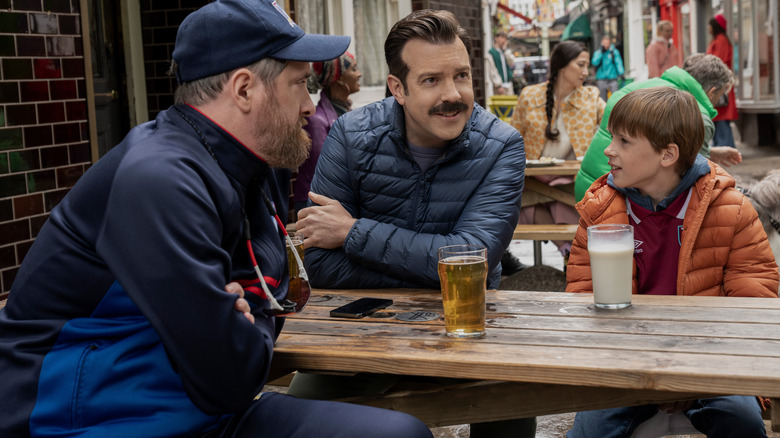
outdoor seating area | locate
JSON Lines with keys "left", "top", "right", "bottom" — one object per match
{"left": 2, "top": 1, "right": 780, "bottom": 436}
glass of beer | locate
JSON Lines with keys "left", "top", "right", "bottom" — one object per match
{"left": 286, "top": 232, "right": 305, "bottom": 305}
{"left": 587, "top": 224, "right": 634, "bottom": 309}
{"left": 437, "top": 244, "right": 488, "bottom": 338}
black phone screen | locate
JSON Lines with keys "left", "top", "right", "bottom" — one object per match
{"left": 329, "top": 298, "right": 393, "bottom": 318}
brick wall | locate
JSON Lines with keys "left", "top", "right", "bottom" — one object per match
{"left": 415, "top": 0, "right": 487, "bottom": 106}
{"left": 139, "top": 0, "right": 209, "bottom": 120}
{"left": 0, "top": 0, "right": 90, "bottom": 299}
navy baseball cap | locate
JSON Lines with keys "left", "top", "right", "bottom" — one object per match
{"left": 172, "top": 0, "right": 351, "bottom": 83}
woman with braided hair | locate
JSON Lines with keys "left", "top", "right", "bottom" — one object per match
{"left": 293, "top": 52, "right": 362, "bottom": 217}
{"left": 511, "top": 40, "right": 605, "bottom": 261}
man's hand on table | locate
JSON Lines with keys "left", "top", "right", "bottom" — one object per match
{"left": 295, "top": 192, "right": 356, "bottom": 249}
{"left": 225, "top": 282, "right": 255, "bottom": 324}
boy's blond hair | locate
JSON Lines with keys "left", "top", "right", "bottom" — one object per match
{"left": 608, "top": 87, "right": 704, "bottom": 175}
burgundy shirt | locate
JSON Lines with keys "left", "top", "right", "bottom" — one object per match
{"left": 627, "top": 189, "right": 692, "bottom": 295}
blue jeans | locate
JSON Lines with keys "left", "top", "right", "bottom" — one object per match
{"left": 713, "top": 120, "right": 736, "bottom": 147}
{"left": 566, "top": 396, "right": 766, "bottom": 438}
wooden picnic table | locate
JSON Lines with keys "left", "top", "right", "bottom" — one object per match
{"left": 270, "top": 288, "right": 780, "bottom": 427}
{"left": 518, "top": 160, "right": 581, "bottom": 264}
{"left": 523, "top": 159, "right": 580, "bottom": 207}
{"left": 524, "top": 159, "right": 582, "bottom": 177}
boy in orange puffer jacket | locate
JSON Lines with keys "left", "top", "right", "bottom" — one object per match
{"left": 565, "top": 87, "right": 777, "bottom": 437}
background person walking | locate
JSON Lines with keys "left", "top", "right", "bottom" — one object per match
{"left": 707, "top": 13, "right": 738, "bottom": 147}
{"left": 592, "top": 35, "right": 625, "bottom": 101}
{"left": 645, "top": 20, "right": 682, "bottom": 78}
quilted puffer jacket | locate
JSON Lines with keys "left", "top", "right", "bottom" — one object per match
{"left": 566, "top": 162, "right": 778, "bottom": 296}
{"left": 305, "top": 97, "right": 525, "bottom": 290}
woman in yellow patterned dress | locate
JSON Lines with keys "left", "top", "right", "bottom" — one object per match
{"left": 511, "top": 40, "right": 605, "bottom": 261}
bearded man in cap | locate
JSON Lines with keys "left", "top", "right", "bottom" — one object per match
{"left": 0, "top": 1, "right": 432, "bottom": 437}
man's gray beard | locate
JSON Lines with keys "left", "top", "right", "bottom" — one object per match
{"left": 253, "top": 114, "right": 312, "bottom": 170}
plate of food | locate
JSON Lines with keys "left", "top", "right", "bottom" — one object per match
{"left": 526, "top": 157, "right": 564, "bottom": 167}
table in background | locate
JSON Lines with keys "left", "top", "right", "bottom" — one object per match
{"left": 520, "top": 160, "right": 581, "bottom": 264}
{"left": 270, "top": 289, "right": 780, "bottom": 427}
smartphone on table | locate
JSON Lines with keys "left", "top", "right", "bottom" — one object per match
{"left": 329, "top": 298, "right": 393, "bottom": 318}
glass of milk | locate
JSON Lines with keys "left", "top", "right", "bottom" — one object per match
{"left": 587, "top": 224, "right": 634, "bottom": 309}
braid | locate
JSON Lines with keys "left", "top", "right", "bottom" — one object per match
{"left": 544, "top": 76, "right": 559, "bottom": 141}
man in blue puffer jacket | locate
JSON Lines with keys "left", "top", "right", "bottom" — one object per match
{"left": 292, "top": 9, "right": 534, "bottom": 438}
{"left": 296, "top": 11, "right": 525, "bottom": 292}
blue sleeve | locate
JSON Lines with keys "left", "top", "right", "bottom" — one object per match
{"left": 97, "top": 152, "right": 276, "bottom": 414}
{"left": 591, "top": 49, "right": 603, "bottom": 67}
{"left": 614, "top": 49, "right": 625, "bottom": 76}
{"left": 306, "top": 118, "right": 525, "bottom": 289}
{"left": 303, "top": 119, "right": 407, "bottom": 288}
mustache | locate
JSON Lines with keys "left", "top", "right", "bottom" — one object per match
{"left": 429, "top": 101, "right": 469, "bottom": 115}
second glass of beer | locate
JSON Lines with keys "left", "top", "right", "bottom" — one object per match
{"left": 286, "top": 232, "right": 304, "bottom": 303}
{"left": 437, "top": 244, "right": 488, "bottom": 338}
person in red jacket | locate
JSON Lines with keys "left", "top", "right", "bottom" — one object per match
{"left": 565, "top": 87, "right": 777, "bottom": 438}
{"left": 707, "top": 13, "right": 738, "bottom": 147}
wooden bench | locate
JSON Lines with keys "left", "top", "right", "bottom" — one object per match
{"left": 513, "top": 224, "right": 577, "bottom": 266}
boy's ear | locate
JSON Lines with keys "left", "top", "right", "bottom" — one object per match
{"left": 387, "top": 75, "right": 405, "bottom": 105}
{"left": 660, "top": 143, "right": 680, "bottom": 168}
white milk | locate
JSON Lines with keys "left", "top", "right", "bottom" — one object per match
{"left": 589, "top": 244, "right": 633, "bottom": 307}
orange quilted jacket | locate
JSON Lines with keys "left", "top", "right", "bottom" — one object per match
{"left": 566, "top": 162, "right": 779, "bottom": 297}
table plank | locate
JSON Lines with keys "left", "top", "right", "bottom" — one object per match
{"left": 302, "top": 290, "right": 780, "bottom": 324}
{"left": 272, "top": 334, "right": 780, "bottom": 397}
{"left": 513, "top": 224, "right": 578, "bottom": 241}
{"left": 281, "top": 319, "right": 780, "bottom": 356}
{"left": 335, "top": 381, "right": 708, "bottom": 427}
{"left": 524, "top": 178, "right": 576, "bottom": 206}
{"left": 524, "top": 160, "right": 581, "bottom": 176}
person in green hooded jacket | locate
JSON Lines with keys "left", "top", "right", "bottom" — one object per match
{"left": 575, "top": 53, "right": 742, "bottom": 201}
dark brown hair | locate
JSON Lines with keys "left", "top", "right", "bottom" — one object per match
{"left": 708, "top": 17, "right": 730, "bottom": 43}
{"left": 544, "top": 40, "right": 588, "bottom": 140}
{"left": 384, "top": 9, "right": 471, "bottom": 91}
{"left": 608, "top": 87, "right": 703, "bottom": 174}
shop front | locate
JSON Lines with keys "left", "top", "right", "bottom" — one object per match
{"left": 656, "top": 0, "right": 779, "bottom": 144}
